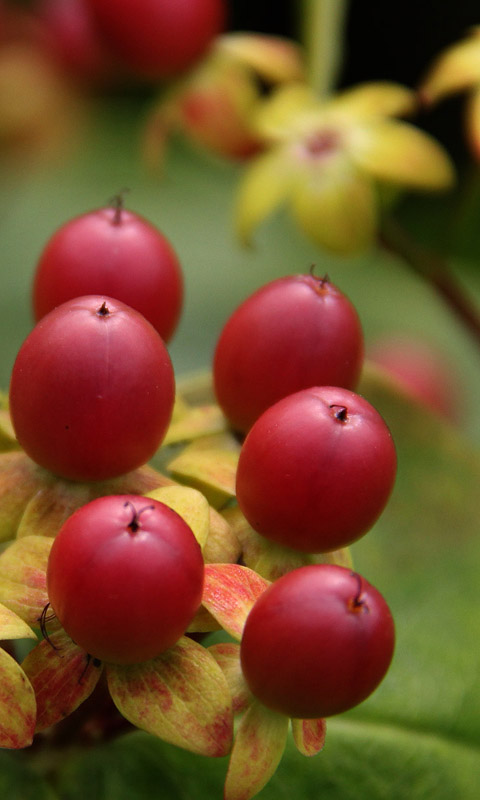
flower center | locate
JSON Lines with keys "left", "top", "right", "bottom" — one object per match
{"left": 303, "top": 129, "right": 340, "bottom": 159}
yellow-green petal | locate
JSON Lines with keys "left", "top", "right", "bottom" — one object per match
{"left": 350, "top": 119, "right": 456, "bottom": 190}
{"left": 329, "top": 81, "right": 417, "bottom": 119}
{"left": 253, "top": 82, "right": 319, "bottom": 139}
{"left": 419, "top": 29, "right": 480, "bottom": 104}
{"left": 215, "top": 33, "right": 305, "bottom": 84}
{"left": 234, "top": 147, "right": 294, "bottom": 245}
{"left": 290, "top": 162, "right": 377, "bottom": 255}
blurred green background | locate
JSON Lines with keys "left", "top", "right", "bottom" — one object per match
{"left": 0, "top": 2, "right": 480, "bottom": 799}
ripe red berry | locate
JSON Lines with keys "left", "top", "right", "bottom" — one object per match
{"left": 34, "top": 0, "right": 114, "bottom": 85}
{"left": 47, "top": 495, "right": 204, "bottom": 664}
{"left": 368, "top": 334, "right": 459, "bottom": 423}
{"left": 9, "top": 295, "right": 175, "bottom": 481}
{"left": 235, "top": 386, "right": 397, "bottom": 553}
{"left": 86, "top": 0, "right": 227, "bottom": 80}
{"left": 240, "top": 564, "right": 395, "bottom": 719}
{"left": 32, "top": 203, "right": 183, "bottom": 343}
{"left": 213, "top": 274, "right": 364, "bottom": 433}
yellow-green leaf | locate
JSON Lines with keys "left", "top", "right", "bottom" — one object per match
{"left": 209, "top": 642, "right": 251, "bottom": 713}
{"left": 146, "top": 485, "right": 210, "bottom": 549}
{"left": 0, "top": 536, "right": 52, "bottom": 625}
{"left": 0, "top": 602, "right": 36, "bottom": 641}
{"left": 167, "top": 438, "right": 239, "bottom": 508}
{"left": 224, "top": 700, "right": 289, "bottom": 800}
{"left": 291, "top": 716, "right": 327, "bottom": 756}
{"left": 202, "top": 564, "right": 270, "bottom": 640}
{"left": 0, "top": 647, "right": 36, "bottom": 748}
{"left": 107, "top": 636, "right": 233, "bottom": 757}
{"left": 22, "top": 626, "right": 103, "bottom": 732}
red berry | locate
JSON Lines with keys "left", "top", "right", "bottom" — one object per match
{"left": 86, "top": 0, "right": 226, "bottom": 80}
{"left": 47, "top": 495, "right": 204, "bottom": 664}
{"left": 240, "top": 564, "right": 395, "bottom": 719}
{"left": 32, "top": 204, "right": 183, "bottom": 343}
{"left": 235, "top": 387, "right": 397, "bottom": 552}
{"left": 213, "top": 274, "right": 364, "bottom": 433}
{"left": 9, "top": 295, "right": 175, "bottom": 481}
{"left": 34, "top": 0, "right": 114, "bottom": 84}
{"left": 368, "top": 334, "right": 459, "bottom": 423}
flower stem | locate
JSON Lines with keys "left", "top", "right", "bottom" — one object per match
{"left": 300, "top": 0, "right": 348, "bottom": 97}
{"left": 380, "top": 217, "right": 480, "bottom": 352}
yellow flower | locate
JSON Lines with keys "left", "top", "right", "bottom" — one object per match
{"left": 235, "top": 82, "right": 455, "bottom": 255}
{"left": 419, "top": 27, "right": 480, "bottom": 159}
{"left": 142, "top": 33, "right": 305, "bottom": 165}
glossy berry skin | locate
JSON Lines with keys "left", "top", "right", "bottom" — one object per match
{"left": 32, "top": 205, "right": 183, "bottom": 343}
{"left": 9, "top": 295, "right": 175, "bottom": 481}
{"left": 240, "top": 564, "right": 395, "bottom": 719}
{"left": 47, "top": 495, "right": 204, "bottom": 664}
{"left": 213, "top": 274, "right": 364, "bottom": 433}
{"left": 236, "top": 387, "right": 397, "bottom": 553}
{"left": 86, "top": 0, "right": 226, "bottom": 80}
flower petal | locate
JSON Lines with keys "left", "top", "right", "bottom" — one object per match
{"left": 329, "top": 81, "right": 417, "bottom": 118}
{"left": 350, "top": 119, "right": 456, "bottom": 190}
{"left": 419, "top": 28, "right": 480, "bottom": 104}
{"left": 290, "top": 161, "right": 377, "bottom": 254}
{"left": 216, "top": 33, "right": 305, "bottom": 83}
{"left": 253, "top": 83, "right": 320, "bottom": 139}
{"left": 234, "top": 147, "right": 294, "bottom": 245}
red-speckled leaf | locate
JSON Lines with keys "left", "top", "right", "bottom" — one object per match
{"left": 0, "top": 452, "right": 45, "bottom": 542}
{"left": 209, "top": 642, "right": 251, "bottom": 713}
{"left": 22, "top": 625, "right": 103, "bottom": 732}
{"left": 224, "top": 700, "right": 289, "bottom": 800}
{"left": 0, "top": 647, "right": 36, "bottom": 748}
{"left": 291, "top": 716, "right": 327, "bottom": 756}
{"left": 107, "top": 635, "right": 233, "bottom": 757}
{"left": 0, "top": 535, "right": 51, "bottom": 625}
{"left": 202, "top": 564, "right": 270, "bottom": 640}
{"left": 0, "top": 602, "right": 37, "bottom": 641}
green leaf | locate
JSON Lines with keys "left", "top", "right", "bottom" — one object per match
{"left": 107, "top": 636, "right": 233, "bottom": 757}
{"left": 0, "top": 751, "right": 57, "bottom": 799}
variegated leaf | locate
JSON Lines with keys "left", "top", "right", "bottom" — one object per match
{"left": 0, "top": 647, "right": 36, "bottom": 748}
{"left": 0, "top": 536, "right": 52, "bottom": 625}
{"left": 202, "top": 564, "right": 270, "bottom": 640}
{"left": 224, "top": 700, "right": 289, "bottom": 800}
{"left": 107, "top": 635, "right": 233, "bottom": 757}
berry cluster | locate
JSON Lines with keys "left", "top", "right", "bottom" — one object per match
{"left": 2, "top": 198, "right": 397, "bottom": 797}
